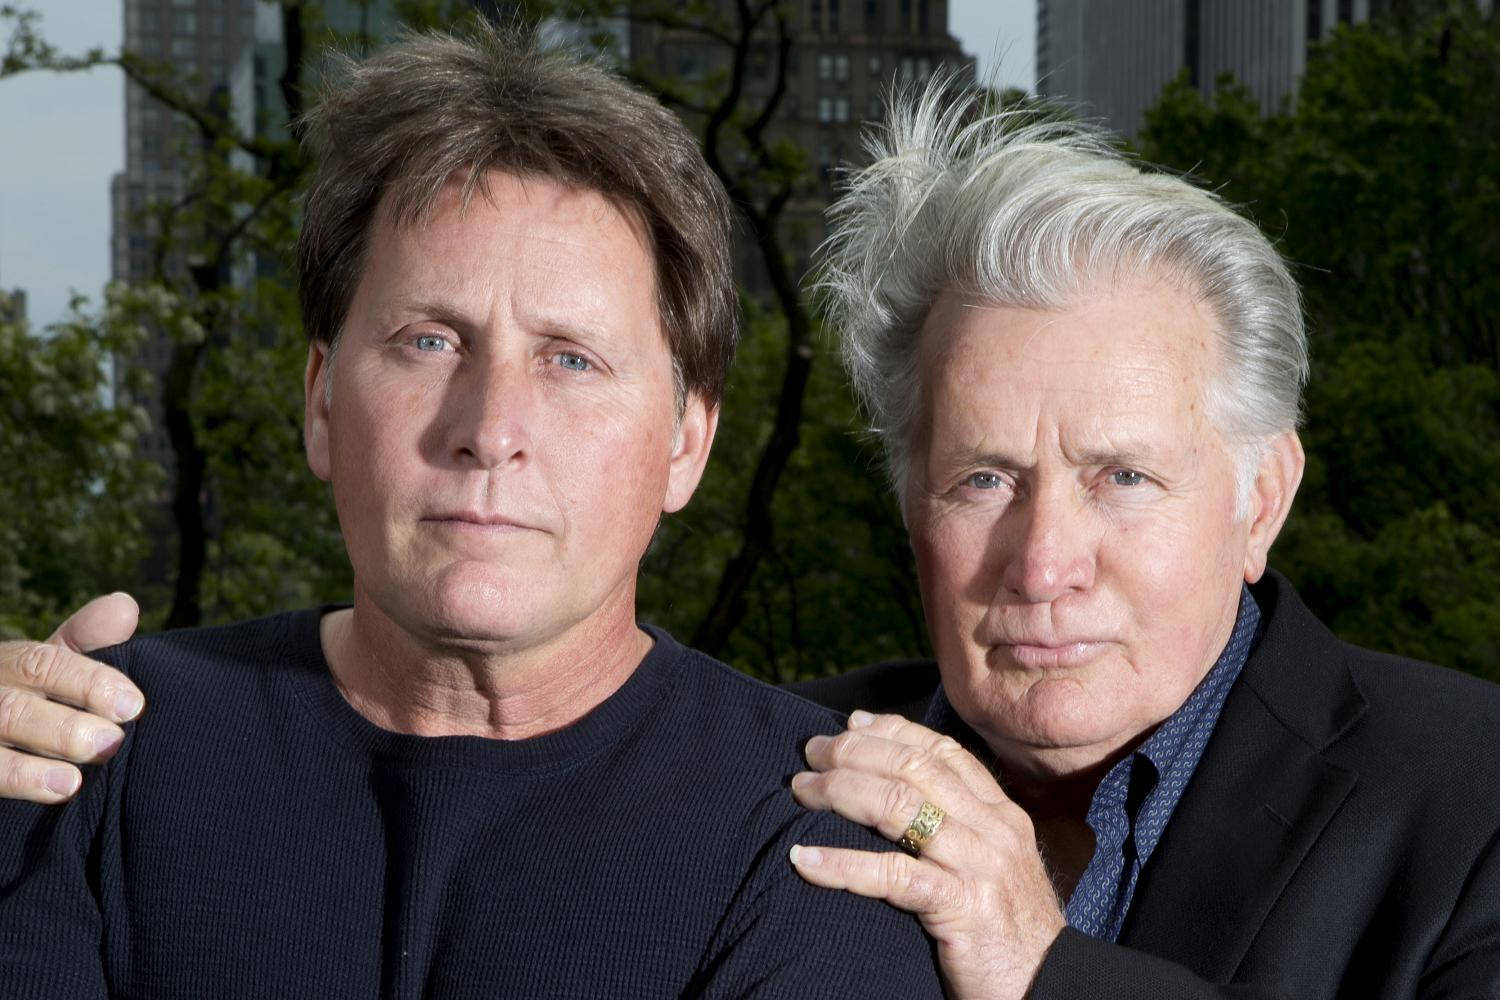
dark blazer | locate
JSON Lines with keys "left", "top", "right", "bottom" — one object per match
{"left": 788, "top": 572, "right": 1500, "bottom": 998}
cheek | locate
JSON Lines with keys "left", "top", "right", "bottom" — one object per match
{"left": 909, "top": 514, "right": 985, "bottom": 612}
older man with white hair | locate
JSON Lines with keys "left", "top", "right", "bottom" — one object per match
{"left": 783, "top": 86, "right": 1500, "bottom": 997}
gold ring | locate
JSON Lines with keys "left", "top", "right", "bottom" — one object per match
{"left": 898, "top": 801, "right": 945, "bottom": 857}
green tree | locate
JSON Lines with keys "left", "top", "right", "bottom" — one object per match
{"left": 1138, "top": 5, "right": 1500, "bottom": 679}
{"left": 0, "top": 288, "right": 160, "bottom": 638}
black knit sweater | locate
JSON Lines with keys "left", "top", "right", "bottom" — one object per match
{"left": 0, "top": 610, "right": 940, "bottom": 998}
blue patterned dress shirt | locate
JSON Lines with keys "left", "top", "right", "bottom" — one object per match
{"left": 924, "top": 585, "right": 1262, "bottom": 943}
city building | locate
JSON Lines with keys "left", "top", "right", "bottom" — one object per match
{"left": 0, "top": 287, "right": 26, "bottom": 325}
{"left": 1036, "top": 0, "right": 1490, "bottom": 139}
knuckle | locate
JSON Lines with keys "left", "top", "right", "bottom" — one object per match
{"left": 932, "top": 735, "right": 966, "bottom": 761}
{"left": 878, "top": 850, "right": 911, "bottom": 890}
{"left": 78, "top": 664, "right": 116, "bottom": 713}
{"left": 822, "top": 731, "right": 850, "bottom": 763}
{"left": 892, "top": 744, "right": 929, "bottom": 777}
{"left": 13, "top": 642, "right": 63, "bottom": 688}
{"left": 0, "top": 686, "right": 34, "bottom": 738}
{"left": 0, "top": 749, "right": 31, "bottom": 795}
{"left": 57, "top": 712, "right": 94, "bottom": 759}
{"left": 880, "top": 781, "right": 916, "bottom": 826}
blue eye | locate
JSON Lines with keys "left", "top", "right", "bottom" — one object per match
{"left": 414, "top": 334, "right": 448, "bottom": 352}
{"left": 968, "top": 472, "right": 1003, "bottom": 490}
{"left": 556, "top": 352, "right": 590, "bottom": 372}
{"left": 1110, "top": 469, "right": 1145, "bottom": 487}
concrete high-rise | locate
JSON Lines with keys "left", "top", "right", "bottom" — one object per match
{"left": 1035, "top": 0, "right": 1383, "bottom": 139}
{"left": 0, "top": 288, "right": 25, "bottom": 325}
{"left": 111, "top": 0, "right": 260, "bottom": 467}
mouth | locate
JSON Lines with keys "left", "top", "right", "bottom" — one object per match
{"left": 423, "top": 512, "right": 535, "bottom": 531}
{"left": 992, "top": 640, "right": 1108, "bottom": 669}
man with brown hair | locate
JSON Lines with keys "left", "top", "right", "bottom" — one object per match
{"left": 0, "top": 25, "right": 939, "bottom": 997}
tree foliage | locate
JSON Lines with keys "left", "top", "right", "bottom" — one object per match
{"left": 1138, "top": 4, "right": 1500, "bottom": 679}
{"left": 0, "top": 288, "right": 160, "bottom": 638}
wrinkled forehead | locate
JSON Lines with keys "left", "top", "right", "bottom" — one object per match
{"left": 917, "top": 274, "right": 1223, "bottom": 390}
{"left": 910, "top": 279, "right": 1228, "bottom": 456}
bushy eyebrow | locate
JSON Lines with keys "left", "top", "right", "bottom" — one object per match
{"left": 374, "top": 298, "right": 618, "bottom": 346}
{"left": 1071, "top": 445, "right": 1161, "bottom": 469}
{"left": 935, "top": 443, "right": 1164, "bottom": 472}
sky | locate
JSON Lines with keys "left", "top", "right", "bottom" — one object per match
{"left": 0, "top": 1, "right": 1035, "bottom": 330}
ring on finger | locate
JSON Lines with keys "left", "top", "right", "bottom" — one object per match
{"left": 898, "top": 800, "right": 945, "bottom": 858}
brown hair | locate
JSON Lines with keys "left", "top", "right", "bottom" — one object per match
{"left": 296, "top": 22, "right": 738, "bottom": 405}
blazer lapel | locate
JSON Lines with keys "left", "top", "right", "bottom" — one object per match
{"left": 1118, "top": 573, "right": 1366, "bottom": 980}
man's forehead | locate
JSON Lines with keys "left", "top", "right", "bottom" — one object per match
{"left": 376, "top": 167, "right": 652, "bottom": 245}
{"left": 923, "top": 280, "right": 1219, "bottom": 378}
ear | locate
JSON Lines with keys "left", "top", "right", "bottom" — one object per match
{"left": 1243, "top": 430, "right": 1305, "bottom": 583}
{"left": 304, "top": 341, "right": 333, "bottom": 483}
{"left": 663, "top": 393, "right": 719, "bottom": 514}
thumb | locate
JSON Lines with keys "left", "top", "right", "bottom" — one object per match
{"left": 47, "top": 593, "right": 141, "bottom": 653}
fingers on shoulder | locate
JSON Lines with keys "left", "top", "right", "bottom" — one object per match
{"left": 789, "top": 843, "right": 963, "bottom": 914}
{"left": 0, "top": 745, "right": 82, "bottom": 804}
{"left": 0, "top": 685, "right": 125, "bottom": 764}
{"left": 0, "top": 640, "right": 140, "bottom": 723}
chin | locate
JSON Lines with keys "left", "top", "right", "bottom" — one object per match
{"left": 404, "top": 563, "right": 549, "bottom": 645}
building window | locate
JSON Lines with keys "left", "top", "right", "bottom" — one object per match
{"left": 917, "top": 57, "right": 931, "bottom": 79}
{"left": 819, "top": 53, "right": 833, "bottom": 80}
{"left": 868, "top": 55, "right": 880, "bottom": 77}
{"left": 818, "top": 97, "right": 833, "bottom": 122}
{"left": 810, "top": 0, "right": 822, "bottom": 32}
{"left": 900, "top": 56, "right": 914, "bottom": 81}
{"left": 141, "top": 8, "right": 160, "bottom": 32}
{"left": 677, "top": 48, "right": 705, "bottom": 78}
{"left": 865, "top": 0, "right": 878, "bottom": 31}
{"left": 173, "top": 10, "right": 197, "bottom": 33}
{"left": 867, "top": 94, "right": 883, "bottom": 120}
{"left": 172, "top": 37, "right": 196, "bottom": 58}
{"left": 829, "top": 0, "right": 840, "bottom": 33}
{"left": 835, "top": 54, "right": 849, "bottom": 81}
{"left": 918, "top": 0, "right": 929, "bottom": 33}
{"left": 833, "top": 96, "right": 850, "bottom": 122}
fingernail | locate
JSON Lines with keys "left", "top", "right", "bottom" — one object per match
{"left": 113, "top": 689, "right": 143, "bottom": 721}
{"left": 791, "top": 771, "right": 815, "bottom": 789}
{"left": 849, "top": 710, "right": 875, "bottom": 728}
{"left": 44, "top": 767, "right": 80, "bottom": 797}
{"left": 789, "top": 844, "right": 822, "bottom": 867}
{"left": 805, "top": 734, "right": 831, "bottom": 757}
{"left": 92, "top": 728, "right": 123, "bottom": 756}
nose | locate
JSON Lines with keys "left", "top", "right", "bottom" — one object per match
{"left": 446, "top": 355, "right": 532, "bottom": 470}
{"left": 1000, "top": 480, "right": 1096, "bottom": 603}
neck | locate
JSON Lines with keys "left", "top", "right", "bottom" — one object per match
{"left": 320, "top": 590, "right": 652, "bottom": 740}
{"left": 995, "top": 750, "right": 1126, "bottom": 902}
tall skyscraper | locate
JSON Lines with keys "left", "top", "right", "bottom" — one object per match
{"left": 0, "top": 288, "right": 26, "bottom": 325}
{"left": 112, "top": 0, "right": 260, "bottom": 468}
{"left": 1036, "top": 0, "right": 1382, "bottom": 138}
